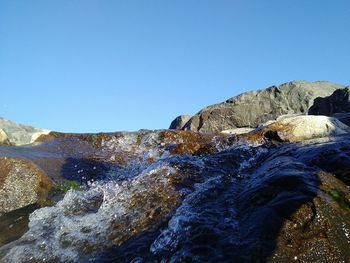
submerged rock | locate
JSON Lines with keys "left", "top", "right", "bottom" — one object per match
{"left": 172, "top": 80, "right": 343, "bottom": 132}
{"left": 331, "top": 112, "right": 350, "bottom": 127}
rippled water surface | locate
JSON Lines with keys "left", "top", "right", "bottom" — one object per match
{"left": 1, "top": 131, "right": 350, "bottom": 262}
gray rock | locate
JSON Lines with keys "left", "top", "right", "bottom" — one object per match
{"left": 169, "top": 115, "right": 192, "bottom": 130}
{"left": 0, "top": 117, "right": 50, "bottom": 146}
{"left": 180, "top": 81, "right": 343, "bottom": 132}
{"left": 308, "top": 87, "right": 350, "bottom": 119}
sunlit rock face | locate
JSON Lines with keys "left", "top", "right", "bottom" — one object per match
{"left": 0, "top": 124, "right": 350, "bottom": 262}
{"left": 171, "top": 80, "right": 343, "bottom": 132}
{"left": 241, "top": 115, "right": 350, "bottom": 144}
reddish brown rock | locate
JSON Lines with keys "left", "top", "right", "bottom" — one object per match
{"left": 0, "top": 157, "right": 53, "bottom": 215}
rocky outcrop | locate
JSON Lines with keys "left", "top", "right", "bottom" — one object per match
{"left": 242, "top": 115, "right": 350, "bottom": 143}
{"left": 0, "top": 157, "right": 53, "bottom": 215}
{"left": 172, "top": 81, "right": 343, "bottom": 132}
{"left": 0, "top": 117, "right": 50, "bottom": 146}
{"left": 1, "top": 106, "right": 350, "bottom": 262}
{"left": 169, "top": 115, "right": 192, "bottom": 130}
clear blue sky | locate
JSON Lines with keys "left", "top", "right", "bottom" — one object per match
{"left": 0, "top": 1, "right": 349, "bottom": 132}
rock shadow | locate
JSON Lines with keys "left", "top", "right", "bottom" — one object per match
{"left": 309, "top": 87, "right": 350, "bottom": 126}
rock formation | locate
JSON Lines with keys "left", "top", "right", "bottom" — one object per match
{"left": 242, "top": 115, "right": 350, "bottom": 143}
{"left": 0, "top": 117, "right": 350, "bottom": 262}
{"left": 171, "top": 81, "right": 343, "bottom": 132}
{"left": 1, "top": 81, "right": 350, "bottom": 262}
{"left": 0, "top": 157, "right": 53, "bottom": 215}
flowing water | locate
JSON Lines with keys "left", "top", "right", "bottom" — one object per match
{"left": 0, "top": 131, "right": 350, "bottom": 262}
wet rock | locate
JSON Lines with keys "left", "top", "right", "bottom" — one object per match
{"left": 169, "top": 115, "right": 192, "bottom": 130}
{"left": 108, "top": 168, "right": 181, "bottom": 247}
{"left": 331, "top": 112, "right": 350, "bottom": 127}
{"left": 179, "top": 81, "right": 342, "bottom": 132}
{"left": 270, "top": 171, "right": 350, "bottom": 263}
{"left": 159, "top": 130, "right": 217, "bottom": 155}
{"left": 293, "top": 137, "right": 350, "bottom": 186}
{"left": 0, "top": 204, "right": 38, "bottom": 246}
{"left": 0, "top": 117, "right": 50, "bottom": 146}
{"left": 1, "top": 128, "right": 350, "bottom": 262}
{"left": 0, "top": 157, "right": 53, "bottom": 215}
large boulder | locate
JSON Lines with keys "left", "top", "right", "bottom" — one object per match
{"left": 175, "top": 81, "right": 343, "bottom": 132}
{"left": 0, "top": 117, "right": 50, "bottom": 146}
{"left": 0, "top": 157, "right": 53, "bottom": 215}
{"left": 243, "top": 115, "right": 350, "bottom": 144}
